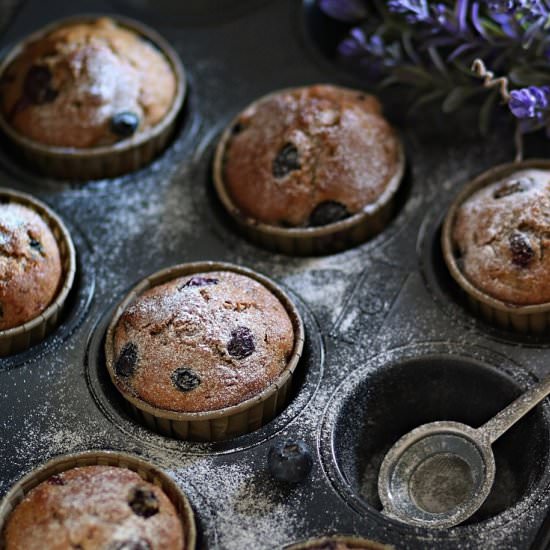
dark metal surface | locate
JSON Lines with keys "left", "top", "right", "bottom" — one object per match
{"left": 1, "top": 1, "right": 550, "bottom": 548}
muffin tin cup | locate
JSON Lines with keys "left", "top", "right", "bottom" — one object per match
{"left": 104, "top": 261, "right": 305, "bottom": 442}
{"left": 0, "top": 187, "right": 76, "bottom": 356}
{"left": 0, "top": 15, "right": 186, "bottom": 180}
{"left": 442, "top": 159, "right": 550, "bottom": 334}
{"left": 285, "top": 535, "right": 392, "bottom": 549}
{"left": 213, "top": 86, "right": 406, "bottom": 256}
{"left": 0, "top": 450, "right": 196, "bottom": 550}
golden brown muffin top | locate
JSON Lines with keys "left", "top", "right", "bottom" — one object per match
{"left": 222, "top": 84, "right": 401, "bottom": 227}
{"left": 4, "top": 465, "right": 184, "bottom": 550}
{"left": 112, "top": 271, "right": 295, "bottom": 413}
{"left": 452, "top": 169, "right": 550, "bottom": 305}
{"left": 0, "top": 202, "right": 62, "bottom": 330}
{"left": 0, "top": 17, "right": 177, "bottom": 148}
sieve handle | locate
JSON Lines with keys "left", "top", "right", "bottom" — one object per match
{"left": 479, "top": 376, "right": 550, "bottom": 444}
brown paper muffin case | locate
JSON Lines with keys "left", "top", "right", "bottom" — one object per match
{"left": 0, "top": 451, "right": 196, "bottom": 550}
{"left": 105, "top": 261, "right": 305, "bottom": 442}
{"left": 0, "top": 187, "right": 76, "bottom": 356}
{"left": 213, "top": 86, "right": 406, "bottom": 256}
{"left": 285, "top": 535, "right": 393, "bottom": 549}
{"left": 0, "top": 15, "right": 186, "bottom": 180}
{"left": 442, "top": 159, "right": 550, "bottom": 334}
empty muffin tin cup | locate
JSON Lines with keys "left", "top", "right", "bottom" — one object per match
{"left": 0, "top": 450, "right": 196, "bottom": 550}
{"left": 213, "top": 85, "right": 406, "bottom": 256}
{"left": 0, "top": 188, "right": 76, "bottom": 356}
{"left": 0, "top": 15, "right": 186, "bottom": 180}
{"left": 442, "top": 159, "right": 550, "bottom": 334}
{"left": 105, "top": 261, "right": 305, "bottom": 441}
{"left": 285, "top": 535, "right": 392, "bottom": 549}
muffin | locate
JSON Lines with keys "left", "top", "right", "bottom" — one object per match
{"left": 0, "top": 452, "right": 196, "bottom": 550}
{"left": 105, "top": 262, "right": 304, "bottom": 441}
{"left": 0, "top": 188, "right": 75, "bottom": 356}
{"left": 214, "top": 84, "right": 405, "bottom": 254}
{"left": 442, "top": 160, "right": 550, "bottom": 332}
{"left": 286, "top": 536, "right": 392, "bottom": 550}
{"left": 4, "top": 466, "right": 183, "bottom": 550}
{"left": 0, "top": 202, "right": 62, "bottom": 330}
{"left": 0, "top": 16, "right": 185, "bottom": 179}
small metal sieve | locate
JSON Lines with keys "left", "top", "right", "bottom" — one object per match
{"left": 378, "top": 375, "right": 550, "bottom": 529}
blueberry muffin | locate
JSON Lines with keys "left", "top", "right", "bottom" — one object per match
{"left": 3, "top": 465, "right": 185, "bottom": 550}
{"left": 287, "top": 537, "right": 391, "bottom": 550}
{"left": 0, "top": 202, "right": 62, "bottom": 330}
{"left": 111, "top": 270, "right": 295, "bottom": 413}
{"left": 451, "top": 169, "right": 550, "bottom": 305}
{"left": 0, "top": 17, "right": 177, "bottom": 148}
{"left": 221, "top": 84, "right": 402, "bottom": 228}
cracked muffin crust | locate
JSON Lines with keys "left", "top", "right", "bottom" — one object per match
{"left": 0, "top": 202, "right": 62, "bottom": 331}
{"left": 3, "top": 465, "right": 184, "bottom": 550}
{"left": 0, "top": 17, "right": 177, "bottom": 148}
{"left": 451, "top": 169, "right": 550, "bottom": 306}
{"left": 222, "top": 84, "right": 402, "bottom": 227}
{"left": 287, "top": 537, "right": 391, "bottom": 550}
{"left": 111, "top": 270, "right": 295, "bottom": 413}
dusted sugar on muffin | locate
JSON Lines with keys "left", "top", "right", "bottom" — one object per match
{"left": 0, "top": 17, "right": 177, "bottom": 148}
{"left": 452, "top": 169, "right": 550, "bottom": 305}
{"left": 0, "top": 203, "right": 62, "bottom": 330}
{"left": 222, "top": 84, "right": 402, "bottom": 227}
{"left": 4, "top": 465, "right": 184, "bottom": 550}
{"left": 112, "top": 271, "right": 295, "bottom": 413}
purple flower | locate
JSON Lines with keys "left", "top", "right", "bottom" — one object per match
{"left": 485, "top": 0, "right": 517, "bottom": 13}
{"left": 319, "top": 0, "right": 368, "bottom": 22}
{"left": 387, "top": 0, "right": 431, "bottom": 22}
{"left": 509, "top": 86, "right": 550, "bottom": 119}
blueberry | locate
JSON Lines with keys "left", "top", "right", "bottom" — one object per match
{"left": 493, "top": 177, "right": 533, "bottom": 199}
{"left": 47, "top": 474, "right": 65, "bottom": 486}
{"left": 231, "top": 121, "right": 244, "bottom": 135}
{"left": 272, "top": 143, "right": 301, "bottom": 178}
{"left": 110, "top": 111, "right": 140, "bottom": 138}
{"left": 29, "top": 238, "right": 43, "bottom": 254}
{"left": 268, "top": 439, "right": 313, "bottom": 483}
{"left": 114, "top": 342, "right": 139, "bottom": 377}
{"left": 227, "top": 326, "right": 255, "bottom": 359}
{"left": 180, "top": 276, "right": 219, "bottom": 288}
{"left": 128, "top": 486, "right": 159, "bottom": 518}
{"left": 171, "top": 367, "right": 201, "bottom": 392}
{"left": 309, "top": 201, "right": 350, "bottom": 227}
{"left": 23, "top": 65, "right": 58, "bottom": 104}
{"left": 509, "top": 231, "right": 534, "bottom": 267}
{"left": 108, "top": 540, "right": 151, "bottom": 550}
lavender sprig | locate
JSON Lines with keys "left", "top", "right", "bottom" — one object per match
{"left": 319, "top": 0, "right": 550, "bottom": 138}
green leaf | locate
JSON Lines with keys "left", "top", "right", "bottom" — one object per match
{"left": 442, "top": 87, "right": 483, "bottom": 113}
{"left": 478, "top": 90, "right": 499, "bottom": 136}
{"left": 391, "top": 65, "right": 434, "bottom": 86}
{"left": 407, "top": 90, "right": 446, "bottom": 115}
{"left": 427, "top": 46, "right": 448, "bottom": 76}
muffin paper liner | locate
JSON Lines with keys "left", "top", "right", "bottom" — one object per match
{"left": 285, "top": 535, "right": 393, "bottom": 549}
{"left": 213, "top": 85, "right": 406, "bottom": 256}
{"left": 0, "top": 15, "right": 186, "bottom": 180}
{"left": 442, "top": 159, "right": 550, "bottom": 334}
{"left": 0, "top": 450, "right": 196, "bottom": 550}
{"left": 0, "top": 187, "right": 76, "bottom": 356}
{"left": 105, "top": 261, "right": 305, "bottom": 442}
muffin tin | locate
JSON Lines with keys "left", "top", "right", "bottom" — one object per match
{"left": 1, "top": 1, "right": 550, "bottom": 549}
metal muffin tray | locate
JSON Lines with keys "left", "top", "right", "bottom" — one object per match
{"left": 1, "top": 1, "right": 550, "bottom": 548}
